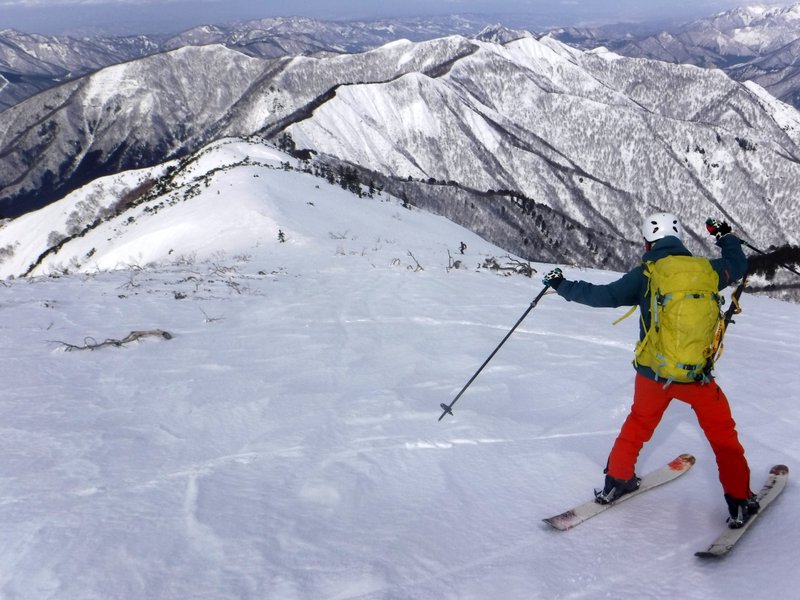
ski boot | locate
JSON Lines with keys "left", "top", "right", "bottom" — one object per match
{"left": 725, "top": 493, "right": 760, "bottom": 529}
{"left": 594, "top": 473, "right": 641, "bottom": 505}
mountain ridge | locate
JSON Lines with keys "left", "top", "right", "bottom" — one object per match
{"left": 0, "top": 15, "right": 494, "bottom": 110}
{"left": 5, "top": 5, "right": 800, "bottom": 112}
{"left": 2, "top": 19, "right": 799, "bottom": 287}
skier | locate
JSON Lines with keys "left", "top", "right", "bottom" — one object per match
{"left": 541, "top": 212, "right": 759, "bottom": 528}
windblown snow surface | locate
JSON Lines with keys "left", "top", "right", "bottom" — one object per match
{"left": 0, "top": 140, "right": 796, "bottom": 599}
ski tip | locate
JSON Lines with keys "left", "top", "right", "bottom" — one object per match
{"left": 669, "top": 454, "right": 696, "bottom": 470}
{"left": 770, "top": 464, "right": 789, "bottom": 476}
{"left": 542, "top": 515, "right": 575, "bottom": 531}
{"left": 695, "top": 550, "right": 723, "bottom": 559}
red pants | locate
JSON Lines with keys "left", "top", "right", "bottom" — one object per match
{"left": 607, "top": 373, "right": 753, "bottom": 499}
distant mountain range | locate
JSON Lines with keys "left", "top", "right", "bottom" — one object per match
{"left": 0, "top": 15, "right": 494, "bottom": 110}
{"left": 3, "top": 6, "right": 800, "bottom": 112}
{"left": 552, "top": 3, "right": 800, "bottom": 109}
{"left": 1, "top": 6, "right": 799, "bottom": 290}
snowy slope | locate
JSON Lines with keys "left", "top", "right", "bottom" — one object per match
{"left": 0, "top": 140, "right": 798, "bottom": 599}
{"left": 0, "top": 138, "right": 493, "bottom": 279}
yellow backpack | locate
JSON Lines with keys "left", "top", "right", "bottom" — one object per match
{"left": 634, "top": 255, "right": 723, "bottom": 384}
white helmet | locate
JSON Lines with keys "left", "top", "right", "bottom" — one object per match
{"left": 641, "top": 212, "right": 682, "bottom": 242}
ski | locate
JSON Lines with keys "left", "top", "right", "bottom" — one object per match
{"left": 695, "top": 464, "right": 789, "bottom": 558}
{"left": 543, "top": 453, "right": 696, "bottom": 531}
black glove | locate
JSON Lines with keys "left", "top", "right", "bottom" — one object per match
{"left": 706, "top": 218, "right": 732, "bottom": 239}
{"left": 542, "top": 267, "right": 564, "bottom": 289}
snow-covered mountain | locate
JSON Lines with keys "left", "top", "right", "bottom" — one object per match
{"left": 554, "top": 3, "right": 800, "bottom": 109}
{"left": 2, "top": 32, "right": 799, "bottom": 278}
{"left": 281, "top": 37, "right": 800, "bottom": 260}
{"left": 0, "top": 15, "right": 494, "bottom": 111}
{"left": 0, "top": 138, "right": 490, "bottom": 279}
{"left": 0, "top": 44, "right": 270, "bottom": 213}
{"left": 0, "top": 136, "right": 797, "bottom": 598}
{"left": 2, "top": 35, "right": 487, "bottom": 215}
{"left": 5, "top": 5, "right": 800, "bottom": 113}
{"left": 165, "top": 15, "right": 491, "bottom": 56}
{"left": 0, "top": 29, "right": 163, "bottom": 110}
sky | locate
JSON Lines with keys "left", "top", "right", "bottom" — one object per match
{"left": 0, "top": 0, "right": 796, "bottom": 36}
{"left": 0, "top": 136, "right": 796, "bottom": 598}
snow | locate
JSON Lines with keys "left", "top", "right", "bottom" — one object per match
{"left": 586, "top": 46, "right": 625, "bottom": 61}
{"left": 742, "top": 80, "right": 800, "bottom": 145}
{"left": 83, "top": 62, "right": 141, "bottom": 107}
{"left": 1, "top": 140, "right": 798, "bottom": 599}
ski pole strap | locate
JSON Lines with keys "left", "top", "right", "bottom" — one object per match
{"left": 723, "top": 276, "right": 747, "bottom": 327}
{"left": 710, "top": 275, "right": 748, "bottom": 366}
{"left": 729, "top": 291, "right": 742, "bottom": 316}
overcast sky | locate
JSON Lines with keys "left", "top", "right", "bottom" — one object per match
{"left": 0, "top": 0, "right": 794, "bottom": 36}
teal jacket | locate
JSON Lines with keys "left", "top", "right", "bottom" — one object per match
{"left": 554, "top": 234, "right": 747, "bottom": 381}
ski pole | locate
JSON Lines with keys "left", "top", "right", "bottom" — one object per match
{"left": 438, "top": 285, "right": 550, "bottom": 421}
{"left": 741, "top": 240, "right": 800, "bottom": 278}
